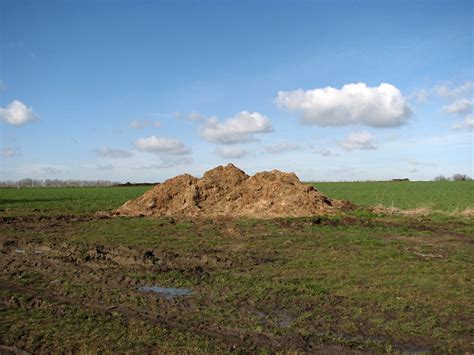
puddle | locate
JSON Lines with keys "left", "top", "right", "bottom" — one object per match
{"left": 137, "top": 286, "right": 193, "bottom": 300}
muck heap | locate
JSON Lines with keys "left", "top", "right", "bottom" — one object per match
{"left": 115, "top": 164, "right": 351, "bottom": 218}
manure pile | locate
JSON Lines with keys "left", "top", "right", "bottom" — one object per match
{"left": 116, "top": 164, "right": 350, "bottom": 218}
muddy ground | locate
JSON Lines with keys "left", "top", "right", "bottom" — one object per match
{"left": 1, "top": 213, "right": 473, "bottom": 353}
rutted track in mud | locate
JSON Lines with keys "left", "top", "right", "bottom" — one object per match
{"left": 0, "top": 236, "right": 361, "bottom": 353}
{"left": 0, "top": 281, "right": 295, "bottom": 353}
{"left": 1, "top": 213, "right": 472, "bottom": 353}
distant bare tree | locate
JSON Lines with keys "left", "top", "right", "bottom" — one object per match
{"left": 434, "top": 175, "right": 448, "bottom": 181}
{"left": 452, "top": 174, "right": 472, "bottom": 181}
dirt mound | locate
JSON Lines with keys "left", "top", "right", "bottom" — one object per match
{"left": 115, "top": 164, "right": 351, "bottom": 218}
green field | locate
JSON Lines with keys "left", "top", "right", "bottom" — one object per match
{"left": 314, "top": 180, "right": 474, "bottom": 212}
{"left": 1, "top": 180, "right": 473, "bottom": 216}
{"left": 0, "top": 186, "right": 151, "bottom": 216}
{"left": 0, "top": 184, "right": 473, "bottom": 353}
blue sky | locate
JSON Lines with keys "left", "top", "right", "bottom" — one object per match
{"left": 1, "top": 0, "right": 473, "bottom": 182}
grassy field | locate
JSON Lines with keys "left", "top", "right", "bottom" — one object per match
{"left": 314, "top": 180, "right": 474, "bottom": 212}
{"left": 0, "top": 184, "right": 473, "bottom": 353}
{"left": 1, "top": 180, "right": 473, "bottom": 216}
{"left": 0, "top": 186, "right": 151, "bottom": 216}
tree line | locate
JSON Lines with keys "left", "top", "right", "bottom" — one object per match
{"left": 434, "top": 174, "right": 472, "bottom": 181}
{"left": 0, "top": 174, "right": 471, "bottom": 187}
{"left": 0, "top": 179, "right": 121, "bottom": 187}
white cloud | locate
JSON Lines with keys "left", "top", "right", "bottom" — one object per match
{"left": 442, "top": 98, "right": 473, "bottom": 115}
{"left": 216, "top": 147, "right": 251, "bottom": 159}
{"left": 135, "top": 136, "right": 191, "bottom": 155}
{"left": 339, "top": 131, "right": 377, "bottom": 151}
{"left": 452, "top": 114, "right": 474, "bottom": 131}
{"left": 434, "top": 81, "right": 474, "bottom": 99}
{"left": 200, "top": 111, "right": 273, "bottom": 144}
{"left": 129, "top": 119, "right": 161, "bottom": 129}
{"left": 0, "top": 100, "right": 37, "bottom": 126}
{"left": 95, "top": 147, "right": 133, "bottom": 158}
{"left": 264, "top": 142, "right": 302, "bottom": 154}
{"left": 137, "top": 156, "right": 193, "bottom": 169}
{"left": 276, "top": 83, "right": 411, "bottom": 128}
{"left": 0, "top": 148, "right": 19, "bottom": 158}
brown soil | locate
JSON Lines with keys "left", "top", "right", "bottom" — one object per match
{"left": 115, "top": 164, "right": 352, "bottom": 218}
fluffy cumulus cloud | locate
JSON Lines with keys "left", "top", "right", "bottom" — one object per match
{"left": 216, "top": 147, "right": 250, "bottom": 159}
{"left": 442, "top": 99, "right": 473, "bottom": 115}
{"left": 135, "top": 136, "right": 191, "bottom": 155}
{"left": 276, "top": 83, "right": 411, "bottom": 128}
{"left": 200, "top": 111, "right": 273, "bottom": 144}
{"left": 339, "top": 131, "right": 377, "bottom": 151}
{"left": 434, "top": 81, "right": 474, "bottom": 99}
{"left": 0, "top": 100, "right": 37, "bottom": 126}
{"left": 129, "top": 119, "right": 161, "bottom": 129}
{"left": 95, "top": 147, "right": 133, "bottom": 158}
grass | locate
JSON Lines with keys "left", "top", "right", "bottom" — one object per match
{"left": 0, "top": 184, "right": 473, "bottom": 352}
{"left": 0, "top": 289, "right": 221, "bottom": 353}
{"left": 1, "top": 180, "right": 473, "bottom": 216}
{"left": 0, "top": 186, "right": 151, "bottom": 215}
{"left": 314, "top": 180, "right": 474, "bottom": 211}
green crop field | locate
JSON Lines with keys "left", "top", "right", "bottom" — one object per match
{"left": 315, "top": 181, "right": 474, "bottom": 212}
{"left": 1, "top": 184, "right": 473, "bottom": 353}
{"left": 1, "top": 180, "right": 473, "bottom": 216}
{"left": 0, "top": 186, "right": 151, "bottom": 216}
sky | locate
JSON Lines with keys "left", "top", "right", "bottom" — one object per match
{"left": 0, "top": 0, "right": 473, "bottom": 182}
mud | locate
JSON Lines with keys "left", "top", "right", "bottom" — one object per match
{"left": 1, "top": 213, "right": 471, "bottom": 353}
{"left": 0, "top": 237, "right": 349, "bottom": 353}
